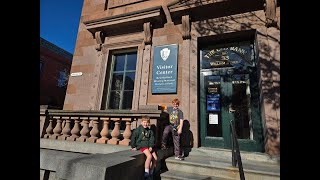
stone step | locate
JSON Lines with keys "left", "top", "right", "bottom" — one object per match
{"left": 161, "top": 170, "right": 232, "bottom": 180}
{"left": 187, "top": 147, "right": 279, "bottom": 164}
{"left": 164, "top": 155, "right": 280, "bottom": 180}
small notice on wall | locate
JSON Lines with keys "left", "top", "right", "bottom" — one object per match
{"left": 209, "top": 114, "right": 218, "bottom": 124}
{"left": 71, "top": 72, "right": 83, "bottom": 77}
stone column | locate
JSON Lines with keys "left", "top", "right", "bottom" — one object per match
{"left": 189, "top": 31, "right": 198, "bottom": 147}
{"left": 180, "top": 15, "right": 191, "bottom": 121}
{"left": 138, "top": 22, "right": 152, "bottom": 107}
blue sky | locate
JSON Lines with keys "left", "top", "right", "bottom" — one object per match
{"left": 40, "top": 0, "right": 84, "bottom": 54}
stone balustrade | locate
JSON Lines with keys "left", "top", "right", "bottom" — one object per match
{"left": 40, "top": 108, "right": 163, "bottom": 146}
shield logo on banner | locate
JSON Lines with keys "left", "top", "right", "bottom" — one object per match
{"left": 160, "top": 48, "right": 170, "bottom": 61}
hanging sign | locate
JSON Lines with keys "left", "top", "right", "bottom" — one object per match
{"left": 201, "top": 44, "right": 254, "bottom": 69}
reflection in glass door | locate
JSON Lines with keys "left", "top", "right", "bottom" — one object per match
{"left": 231, "top": 74, "right": 252, "bottom": 140}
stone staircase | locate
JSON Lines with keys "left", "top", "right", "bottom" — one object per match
{"left": 160, "top": 147, "right": 280, "bottom": 180}
{"left": 40, "top": 139, "right": 280, "bottom": 180}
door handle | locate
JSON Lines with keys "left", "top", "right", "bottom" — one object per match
{"left": 229, "top": 104, "right": 236, "bottom": 113}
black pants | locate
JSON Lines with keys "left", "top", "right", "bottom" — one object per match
{"left": 162, "top": 125, "right": 181, "bottom": 157}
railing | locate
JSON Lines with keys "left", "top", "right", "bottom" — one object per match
{"left": 41, "top": 109, "right": 162, "bottom": 146}
{"left": 230, "top": 120, "right": 245, "bottom": 180}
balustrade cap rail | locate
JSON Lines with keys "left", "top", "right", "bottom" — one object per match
{"left": 45, "top": 109, "right": 162, "bottom": 118}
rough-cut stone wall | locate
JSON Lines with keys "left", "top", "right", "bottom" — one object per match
{"left": 64, "top": 0, "right": 280, "bottom": 156}
{"left": 188, "top": 9, "right": 280, "bottom": 156}
{"left": 258, "top": 23, "right": 280, "bottom": 157}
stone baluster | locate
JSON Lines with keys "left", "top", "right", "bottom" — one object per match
{"left": 50, "top": 116, "right": 63, "bottom": 139}
{"left": 77, "top": 118, "right": 90, "bottom": 142}
{"left": 119, "top": 119, "right": 132, "bottom": 146}
{"left": 97, "top": 118, "right": 110, "bottom": 144}
{"left": 61, "top": 118, "right": 66, "bottom": 129}
{"left": 88, "top": 118, "right": 100, "bottom": 143}
{"left": 59, "top": 117, "right": 72, "bottom": 140}
{"left": 66, "top": 117, "right": 81, "bottom": 141}
{"left": 43, "top": 117, "right": 54, "bottom": 138}
{"left": 108, "top": 119, "right": 120, "bottom": 145}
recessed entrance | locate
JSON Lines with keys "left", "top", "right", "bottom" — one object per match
{"left": 199, "top": 40, "right": 264, "bottom": 152}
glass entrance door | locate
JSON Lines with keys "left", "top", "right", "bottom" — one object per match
{"left": 200, "top": 72, "right": 262, "bottom": 151}
{"left": 199, "top": 41, "right": 264, "bottom": 152}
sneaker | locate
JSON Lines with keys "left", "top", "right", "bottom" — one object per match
{"left": 144, "top": 172, "right": 150, "bottom": 180}
{"left": 174, "top": 156, "right": 184, "bottom": 160}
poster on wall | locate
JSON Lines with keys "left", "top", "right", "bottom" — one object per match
{"left": 207, "top": 94, "right": 221, "bottom": 111}
{"left": 151, "top": 44, "right": 178, "bottom": 94}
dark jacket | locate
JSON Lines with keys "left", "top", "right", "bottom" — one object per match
{"left": 131, "top": 125, "right": 155, "bottom": 150}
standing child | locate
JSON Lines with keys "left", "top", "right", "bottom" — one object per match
{"left": 131, "top": 116, "right": 158, "bottom": 179}
{"left": 161, "top": 98, "right": 185, "bottom": 160}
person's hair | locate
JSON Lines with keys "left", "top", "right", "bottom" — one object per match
{"left": 172, "top": 98, "right": 180, "bottom": 105}
{"left": 141, "top": 116, "right": 150, "bottom": 122}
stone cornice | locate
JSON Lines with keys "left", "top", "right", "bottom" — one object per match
{"left": 108, "top": 0, "right": 146, "bottom": 9}
{"left": 83, "top": 0, "right": 267, "bottom": 36}
{"left": 83, "top": 6, "right": 161, "bottom": 35}
{"left": 168, "top": 0, "right": 228, "bottom": 12}
{"left": 102, "top": 38, "right": 144, "bottom": 52}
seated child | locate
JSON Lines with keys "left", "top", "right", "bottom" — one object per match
{"left": 131, "top": 116, "right": 158, "bottom": 179}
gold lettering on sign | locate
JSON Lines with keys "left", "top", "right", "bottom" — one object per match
{"left": 221, "top": 56, "right": 229, "bottom": 61}
{"left": 229, "top": 47, "right": 246, "bottom": 55}
{"left": 210, "top": 61, "right": 226, "bottom": 66}
{"left": 221, "top": 51, "right": 229, "bottom": 61}
{"left": 204, "top": 47, "right": 247, "bottom": 59}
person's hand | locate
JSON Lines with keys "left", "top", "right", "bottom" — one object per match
{"left": 132, "top": 148, "right": 137, "bottom": 151}
{"left": 178, "top": 129, "right": 182, "bottom": 135}
{"left": 149, "top": 147, "right": 153, "bottom": 152}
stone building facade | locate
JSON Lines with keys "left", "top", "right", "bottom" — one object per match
{"left": 64, "top": 0, "right": 280, "bottom": 157}
{"left": 40, "top": 37, "right": 73, "bottom": 109}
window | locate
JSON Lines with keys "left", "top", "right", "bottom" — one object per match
{"left": 102, "top": 51, "right": 137, "bottom": 110}
{"left": 57, "top": 69, "right": 69, "bottom": 88}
